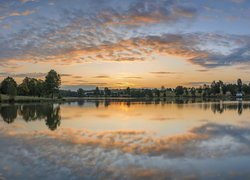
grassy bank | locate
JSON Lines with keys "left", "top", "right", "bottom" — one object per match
{"left": 0, "top": 94, "right": 247, "bottom": 103}
{"left": 0, "top": 94, "right": 58, "bottom": 103}
{"left": 0, "top": 95, "right": 138, "bottom": 103}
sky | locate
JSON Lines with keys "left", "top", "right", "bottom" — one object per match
{"left": 0, "top": 0, "right": 250, "bottom": 90}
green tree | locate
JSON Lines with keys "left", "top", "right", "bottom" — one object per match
{"left": 104, "top": 87, "right": 111, "bottom": 96}
{"left": 210, "top": 81, "right": 221, "bottom": 95}
{"left": 18, "top": 77, "right": 44, "bottom": 97}
{"left": 44, "top": 70, "right": 61, "bottom": 98}
{"left": 161, "top": 86, "right": 166, "bottom": 97}
{"left": 190, "top": 87, "right": 196, "bottom": 97}
{"left": 203, "top": 84, "right": 210, "bottom": 97}
{"left": 144, "top": 89, "right": 153, "bottom": 98}
{"left": 197, "top": 86, "right": 202, "bottom": 94}
{"left": 153, "top": 88, "right": 160, "bottom": 98}
{"left": 0, "top": 77, "right": 17, "bottom": 99}
{"left": 94, "top": 87, "right": 100, "bottom": 96}
{"left": 18, "top": 77, "right": 30, "bottom": 96}
{"left": 77, "top": 88, "right": 84, "bottom": 97}
{"left": 126, "top": 87, "right": 131, "bottom": 96}
{"left": 184, "top": 88, "right": 189, "bottom": 96}
{"left": 175, "top": 86, "right": 184, "bottom": 96}
{"left": 36, "top": 79, "right": 45, "bottom": 97}
{"left": 242, "top": 84, "right": 250, "bottom": 95}
{"left": 237, "top": 78, "right": 242, "bottom": 93}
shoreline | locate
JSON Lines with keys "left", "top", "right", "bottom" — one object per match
{"left": 0, "top": 94, "right": 249, "bottom": 103}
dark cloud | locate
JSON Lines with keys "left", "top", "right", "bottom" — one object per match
{"left": 99, "top": 0, "right": 197, "bottom": 25}
{"left": 125, "top": 76, "right": 143, "bottom": 79}
{"left": 196, "top": 69, "right": 209, "bottom": 72}
{"left": 0, "top": 0, "right": 249, "bottom": 70}
{"left": 0, "top": 72, "right": 46, "bottom": 78}
{"left": 94, "top": 75, "right": 110, "bottom": 79}
{"left": 150, "top": 71, "right": 177, "bottom": 75}
{"left": 186, "top": 81, "right": 212, "bottom": 86}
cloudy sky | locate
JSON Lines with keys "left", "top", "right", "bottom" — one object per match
{"left": 0, "top": 0, "right": 250, "bottom": 89}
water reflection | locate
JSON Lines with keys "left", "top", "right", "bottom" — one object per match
{"left": 0, "top": 100, "right": 250, "bottom": 131}
{"left": 0, "top": 105, "right": 18, "bottom": 124}
{"left": 0, "top": 104, "right": 61, "bottom": 130}
{"left": 1, "top": 100, "right": 250, "bottom": 179}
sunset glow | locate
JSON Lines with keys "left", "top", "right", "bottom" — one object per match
{"left": 1, "top": 0, "right": 250, "bottom": 89}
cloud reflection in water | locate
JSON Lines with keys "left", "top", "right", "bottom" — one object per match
{"left": 1, "top": 120, "right": 250, "bottom": 179}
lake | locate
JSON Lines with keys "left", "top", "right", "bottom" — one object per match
{"left": 0, "top": 99, "right": 250, "bottom": 179}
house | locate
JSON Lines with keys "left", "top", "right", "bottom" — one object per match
{"left": 236, "top": 92, "right": 243, "bottom": 98}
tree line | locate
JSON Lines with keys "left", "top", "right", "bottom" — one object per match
{"left": 73, "top": 79, "right": 249, "bottom": 98}
{"left": 1, "top": 71, "right": 249, "bottom": 99}
{"left": 0, "top": 70, "right": 61, "bottom": 100}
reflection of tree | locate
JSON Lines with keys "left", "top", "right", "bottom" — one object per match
{"left": 95, "top": 100, "right": 99, "bottom": 108}
{"left": 238, "top": 101, "right": 243, "bottom": 115}
{"left": 0, "top": 105, "right": 18, "bottom": 124}
{"left": 45, "top": 105, "right": 61, "bottom": 131}
{"left": 77, "top": 100, "right": 85, "bottom": 107}
{"left": 104, "top": 100, "right": 110, "bottom": 107}
{"left": 210, "top": 101, "right": 250, "bottom": 115}
{"left": 19, "top": 104, "right": 61, "bottom": 131}
{"left": 126, "top": 101, "right": 131, "bottom": 107}
{"left": 211, "top": 103, "right": 224, "bottom": 114}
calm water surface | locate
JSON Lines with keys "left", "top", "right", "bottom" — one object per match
{"left": 0, "top": 100, "right": 250, "bottom": 179}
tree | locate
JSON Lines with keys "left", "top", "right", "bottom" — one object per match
{"left": 237, "top": 78, "right": 242, "bottom": 93}
{"left": 190, "top": 87, "right": 196, "bottom": 97}
{"left": 104, "top": 87, "right": 111, "bottom": 96}
{"left": 203, "top": 84, "right": 210, "bottom": 97}
{"left": 184, "top": 88, "right": 189, "bottom": 96}
{"left": 77, "top": 88, "right": 84, "bottom": 97}
{"left": 36, "top": 79, "right": 45, "bottom": 97}
{"left": 126, "top": 87, "right": 131, "bottom": 96}
{"left": 243, "top": 84, "right": 250, "bottom": 95}
{"left": 153, "top": 88, "right": 160, "bottom": 98}
{"left": 44, "top": 70, "right": 61, "bottom": 98}
{"left": 18, "top": 77, "right": 45, "bottom": 97}
{"left": 175, "top": 86, "right": 184, "bottom": 96}
{"left": 197, "top": 86, "right": 202, "bottom": 94}
{"left": 94, "top": 87, "right": 100, "bottom": 96}
{"left": 144, "top": 89, "right": 153, "bottom": 98}
{"left": 210, "top": 81, "right": 221, "bottom": 95}
{"left": 0, "top": 77, "right": 17, "bottom": 98}
{"left": 161, "top": 86, "right": 166, "bottom": 97}
{"left": 18, "top": 77, "right": 30, "bottom": 96}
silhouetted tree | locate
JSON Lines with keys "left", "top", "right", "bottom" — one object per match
{"left": 237, "top": 78, "right": 242, "bottom": 93}
{"left": 161, "top": 86, "right": 166, "bottom": 97}
{"left": 44, "top": 70, "right": 61, "bottom": 98}
{"left": 191, "top": 87, "right": 196, "bottom": 97}
{"left": 94, "top": 87, "right": 100, "bottom": 96}
{"left": 77, "top": 88, "right": 84, "bottom": 97}
{"left": 126, "top": 87, "right": 131, "bottom": 96}
{"left": 144, "top": 89, "right": 153, "bottom": 98}
{"left": 243, "top": 84, "right": 250, "bottom": 94}
{"left": 104, "top": 87, "right": 111, "bottom": 96}
{"left": 153, "top": 88, "right": 160, "bottom": 98}
{"left": 175, "top": 86, "right": 184, "bottom": 96}
{"left": 0, "top": 77, "right": 17, "bottom": 99}
{"left": 18, "top": 77, "right": 30, "bottom": 96}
